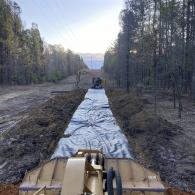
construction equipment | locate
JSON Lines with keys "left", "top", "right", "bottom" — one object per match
{"left": 19, "top": 149, "right": 166, "bottom": 195}
{"left": 92, "top": 77, "right": 103, "bottom": 89}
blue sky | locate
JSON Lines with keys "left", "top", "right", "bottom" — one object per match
{"left": 15, "top": 0, "right": 124, "bottom": 53}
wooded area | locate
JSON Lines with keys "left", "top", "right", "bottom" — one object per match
{"left": 104, "top": 0, "right": 195, "bottom": 102}
{"left": 0, "top": 0, "right": 86, "bottom": 85}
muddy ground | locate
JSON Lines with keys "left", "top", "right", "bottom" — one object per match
{"left": 0, "top": 69, "right": 98, "bottom": 135}
{"left": 0, "top": 90, "right": 86, "bottom": 183}
{"left": 0, "top": 69, "right": 100, "bottom": 184}
{"left": 0, "top": 186, "right": 194, "bottom": 195}
{"left": 0, "top": 75, "right": 76, "bottom": 135}
{"left": 0, "top": 184, "right": 19, "bottom": 195}
{"left": 107, "top": 89, "right": 195, "bottom": 191}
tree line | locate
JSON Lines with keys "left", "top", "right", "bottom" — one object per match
{"left": 104, "top": 0, "right": 195, "bottom": 102}
{"left": 0, "top": 0, "right": 87, "bottom": 85}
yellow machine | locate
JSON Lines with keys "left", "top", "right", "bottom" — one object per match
{"left": 19, "top": 149, "right": 168, "bottom": 195}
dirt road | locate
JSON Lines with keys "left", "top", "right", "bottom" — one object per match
{"left": 0, "top": 75, "right": 76, "bottom": 135}
{"left": 0, "top": 69, "right": 98, "bottom": 136}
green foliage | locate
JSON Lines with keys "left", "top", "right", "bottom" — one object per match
{"left": 0, "top": 0, "right": 87, "bottom": 85}
{"left": 104, "top": 0, "right": 195, "bottom": 95}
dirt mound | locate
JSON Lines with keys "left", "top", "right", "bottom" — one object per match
{"left": 166, "top": 188, "right": 195, "bottom": 195}
{"left": 107, "top": 89, "right": 195, "bottom": 191}
{"left": 0, "top": 90, "right": 86, "bottom": 183}
{"left": 106, "top": 89, "right": 144, "bottom": 128}
{"left": 128, "top": 111, "right": 180, "bottom": 136}
{"left": 0, "top": 184, "right": 19, "bottom": 195}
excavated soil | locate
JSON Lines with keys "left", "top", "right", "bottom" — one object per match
{"left": 0, "top": 90, "right": 86, "bottom": 184}
{"left": 106, "top": 89, "right": 195, "bottom": 192}
{"left": 166, "top": 188, "right": 195, "bottom": 195}
{"left": 0, "top": 184, "right": 19, "bottom": 195}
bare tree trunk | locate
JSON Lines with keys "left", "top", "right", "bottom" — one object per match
{"left": 126, "top": 18, "right": 130, "bottom": 93}
{"left": 192, "top": 1, "right": 195, "bottom": 102}
{"left": 178, "top": 96, "right": 182, "bottom": 119}
{"left": 192, "top": 70, "right": 195, "bottom": 101}
{"left": 182, "top": 0, "right": 186, "bottom": 91}
{"left": 185, "top": 0, "right": 191, "bottom": 93}
{"left": 153, "top": 0, "right": 158, "bottom": 114}
{"left": 173, "top": 85, "right": 176, "bottom": 109}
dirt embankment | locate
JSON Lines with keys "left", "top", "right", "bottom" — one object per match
{"left": 106, "top": 89, "right": 195, "bottom": 192}
{"left": 0, "top": 184, "right": 19, "bottom": 195}
{"left": 0, "top": 90, "right": 86, "bottom": 184}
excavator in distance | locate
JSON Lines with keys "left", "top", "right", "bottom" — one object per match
{"left": 92, "top": 77, "right": 103, "bottom": 89}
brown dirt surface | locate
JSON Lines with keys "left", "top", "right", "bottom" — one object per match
{"left": 166, "top": 188, "right": 195, "bottom": 195}
{"left": 0, "top": 70, "right": 98, "bottom": 134}
{"left": 1, "top": 184, "right": 194, "bottom": 195}
{"left": 106, "top": 89, "right": 195, "bottom": 192}
{"left": 0, "top": 75, "right": 76, "bottom": 134}
{"left": 0, "top": 89, "right": 86, "bottom": 183}
{"left": 0, "top": 184, "right": 19, "bottom": 195}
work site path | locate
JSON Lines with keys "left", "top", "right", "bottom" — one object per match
{"left": 0, "top": 69, "right": 94, "bottom": 135}
{"left": 52, "top": 89, "right": 132, "bottom": 158}
{"left": 0, "top": 76, "right": 76, "bottom": 135}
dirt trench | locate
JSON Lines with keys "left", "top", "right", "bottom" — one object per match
{"left": 106, "top": 89, "right": 195, "bottom": 192}
{"left": 0, "top": 89, "right": 86, "bottom": 184}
